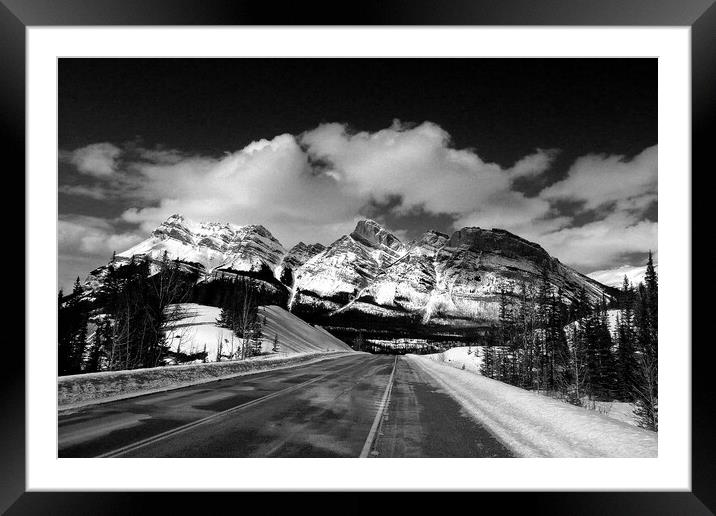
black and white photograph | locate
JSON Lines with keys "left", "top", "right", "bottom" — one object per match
{"left": 56, "top": 57, "right": 659, "bottom": 459}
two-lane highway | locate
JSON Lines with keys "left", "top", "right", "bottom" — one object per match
{"left": 58, "top": 353, "right": 512, "bottom": 458}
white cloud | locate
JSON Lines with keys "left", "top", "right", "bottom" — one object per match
{"left": 58, "top": 215, "right": 143, "bottom": 258}
{"left": 540, "top": 145, "right": 657, "bottom": 213}
{"left": 300, "top": 121, "right": 553, "bottom": 217}
{"left": 63, "top": 142, "right": 122, "bottom": 177}
{"left": 535, "top": 213, "right": 657, "bottom": 271}
{"left": 508, "top": 148, "right": 560, "bottom": 179}
{"left": 59, "top": 122, "right": 658, "bottom": 274}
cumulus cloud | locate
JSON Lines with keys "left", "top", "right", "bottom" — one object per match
{"left": 59, "top": 122, "right": 657, "bottom": 274}
{"left": 61, "top": 142, "right": 122, "bottom": 177}
{"left": 507, "top": 148, "right": 560, "bottom": 179}
{"left": 58, "top": 214, "right": 145, "bottom": 291}
{"left": 535, "top": 213, "right": 657, "bottom": 270}
{"left": 541, "top": 145, "right": 657, "bottom": 213}
{"left": 58, "top": 215, "right": 143, "bottom": 258}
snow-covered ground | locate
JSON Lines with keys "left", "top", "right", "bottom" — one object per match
{"left": 422, "top": 345, "right": 485, "bottom": 373}
{"left": 165, "top": 303, "right": 352, "bottom": 362}
{"left": 423, "top": 345, "right": 640, "bottom": 427}
{"left": 408, "top": 354, "right": 656, "bottom": 457}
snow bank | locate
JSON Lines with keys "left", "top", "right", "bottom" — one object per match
{"left": 408, "top": 355, "right": 657, "bottom": 458}
{"left": 422, "top": 346, "right": 485, "bottom": 374}
{"left": 166, "top": 303, "right": 352, "bottom": 361}
{"left": 421, "top": 346, "right": 640, "bottom": 427}
{"left": 59, "top": 352, "right": 350, "bottom": 409}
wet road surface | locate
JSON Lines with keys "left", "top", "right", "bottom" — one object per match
{"left": 58, "top": 353, "right": 512, "bottom": 458}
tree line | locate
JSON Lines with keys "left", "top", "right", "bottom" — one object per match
{"left": 58, "top": 253, "right": 277, "bottom": 375}
{"left": 480, "top": 253, "right": 658, "bottom": 431}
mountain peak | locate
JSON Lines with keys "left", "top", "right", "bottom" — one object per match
{"left": 350, "top": 219, "right": 403, "bottom": 252}
{"left": 448, "top": 226, "right": 549, "bottom": 263}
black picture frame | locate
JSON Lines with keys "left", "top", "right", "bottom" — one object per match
{"left": 5, "top": 0, "right": 712, "bottom": 513}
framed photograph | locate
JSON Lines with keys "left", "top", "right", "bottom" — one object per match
{"left": 7, "top": 0, "right": 711, "bottom": 513}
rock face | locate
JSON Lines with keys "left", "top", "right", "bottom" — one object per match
{"left": 89, "top": 214, "right": 615, "bottom": 338}
{"left": 276, "top": 242, "right": 326, "bottom": 285}
{"left": 290, "top": 222, "right": 612, "bottom": 335}
{"left": 116, "top": 214, "right": 287, "bottom": 275}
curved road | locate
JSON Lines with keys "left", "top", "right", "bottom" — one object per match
{"left": 58, "top": 353, "right": 512, "bottom": 458}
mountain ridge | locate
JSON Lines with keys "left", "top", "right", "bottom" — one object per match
{"left": 86, "top": 214, "right": 616, "bottom": 337}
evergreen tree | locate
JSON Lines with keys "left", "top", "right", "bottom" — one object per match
{"left": 548, "top": 289, "right": 570, "bottom": 396}
{"left": 633, "top": 253, "right": 658, "bottom": 430}
{"left": 354, "top": 331, "right": 366, "bottom": 352}
{"left": 58, "top": 278, "right": 91, "bottom": 375}
{"left": 85, "top": 318, "right": 112, "bottom": 372}
{"left": 249, "top": 312, "right": 264, "bottom": 357}
{"left": 644, "top": 250, "right": 658, "bottom": 340}
{"left": 480, "top": 345, "right": 495, "bottom": 379}
{"left": 272, "top": 333, "right": 280, "bottom": 352}
{"left": 583, "top": 302, "right": 617, "bottom": 401}
{"left": 615, "top": 276, "right": 638, "bottom": 401}
{"left": 216, "top": 278, "right": 260, "bottom": 360}
{"left": 568, "top": 323, "right": 588, "bottom": 406}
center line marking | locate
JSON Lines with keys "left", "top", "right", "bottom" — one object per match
{"left": 360, "top": 355, "right": 398, "bottom": 458}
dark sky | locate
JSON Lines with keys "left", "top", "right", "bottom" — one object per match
{"left": 58, "top": 58, "right": 657, "bottom": 291}
{"left": 60, "top": 58, "right": 655, "bottom": 161}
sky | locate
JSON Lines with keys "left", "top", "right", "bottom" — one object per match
{"left": 58, "top": 58, "right": 657, "bottom": 292}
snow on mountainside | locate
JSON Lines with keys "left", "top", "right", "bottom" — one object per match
{"left": 587, "top": 264, "right": 658, "bottom": 288}
{"left": 85, "top": 214, "right": 616, "bottom": 335}
{"left": 291, "top": 221, "right": 614, "bottom": 331}
{"left": 117, "top": 214, "right": 286, "bottom": 275}
{"left": 275, "top": 242, "right": 326, "bottom": 284}
{"left": 165, "top": 303, "right": 352, "bottom": 362}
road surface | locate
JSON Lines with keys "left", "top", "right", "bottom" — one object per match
{"left": 58, "top": 353, "right": 512, "bottom": 458}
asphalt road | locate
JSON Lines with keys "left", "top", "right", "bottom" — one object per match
{"left": 58, "top": 353, "right": 512, "bottom": 458}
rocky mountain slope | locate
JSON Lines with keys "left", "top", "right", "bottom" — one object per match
{"left": 85, "top": 214, "right": 615, "bottom": 338}
{"left": 117, "top": 214, "right": 286, "bottom": 274}
{"left": 290, "top": 221, "right": 613, "bottom": 336}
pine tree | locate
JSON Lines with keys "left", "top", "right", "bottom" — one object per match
{"left": 272, "top": 333, "right": 280, "bottom": 352}
{"left": 85, "top": 318, "right": 112, "bottom": 372}
{"left": 354, "top": 331, "right": 366, "bottom": 352}
{"left": 58, "top": 278, "right": 91, "bottom": 375}
{"left": 548, "top": 289, "right": 570, "bottom": 396}
{"left": 615, "top": 276, "right": 638, "bottom": 401}
{"left": 568, "top": 323, "right": 588, "bottom": 406}
{"left": 633, "top": 253, "right": 658, "bottom": 430}
{"left": 480, "top": 345, "right": 495, "bottom": 379}
{"left": 644, "top": 251, "right": 658, "bottom": 341}
{"left": 583, "top": 300, "right": 618, "bottom": 401}
{"left": 249, "top": 312, "right": 264, "bottom": 357}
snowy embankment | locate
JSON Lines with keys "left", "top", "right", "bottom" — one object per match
{"left": 423, "top": 345, "right": 485, "bottom": 373}
{"left": 424, "top": 345, "right": 638, "bottom": 427}
{"left": 165, "top": 303, "right": 352, "bottom": 361}
{"left": 408, "top": 354, "right": 657, "bottom": 458}
{"left": 59, "top": 351, "right": 350, "bottom": 409}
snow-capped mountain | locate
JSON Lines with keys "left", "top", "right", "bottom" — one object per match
{"left": 275, "top": 242, "right": 326, "bottom": 285}
{"left": 587, "top": 263, "right": 658, "bottom": 288}
{"left": 117, "top": 214, "right": 286, "bottom": 275}
{"left": 291, "top": 221, "right": 613, "bottom": 332}
{"left": 86, "top": 214, "right": 615, "bottom": 336}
